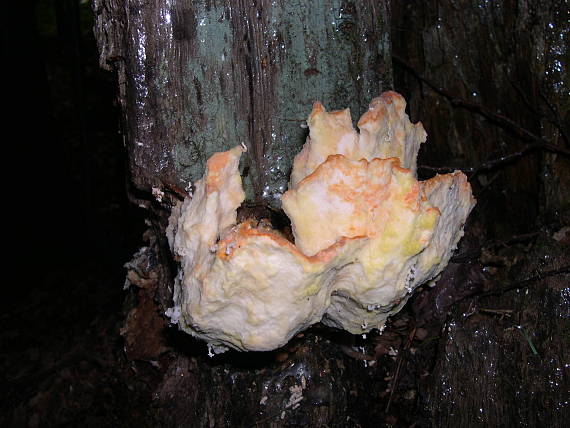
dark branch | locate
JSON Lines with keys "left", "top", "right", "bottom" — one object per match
{"left": 476, "top": 266, "right": 570, "bottom": 299}
{"left": 419, "top": 141, "right": 570, "bottom": 178}
{"left": 539, "top": 88, "right": 570, "bottom": 147}
{"left": 451, "top": 231, "right": 540, "bottom": 263}
{"left": 393, "top": 55, "right": 570, "bottom": 163}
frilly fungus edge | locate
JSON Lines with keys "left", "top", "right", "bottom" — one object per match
{"left": 167, "top": 92, "right": 476, "bottom": 353}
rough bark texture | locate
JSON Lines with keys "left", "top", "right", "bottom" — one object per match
{"left": 93, "top": 1, "right": 397, "bottom": 426}
{"left": 392, "top": 0, "right": 569, "bottom": 236}
{"left": 3, "top": 1, "right": 568, "bottom": 426}
{"left": 425, "top": 235, "right": 570, "bottom": 427}
{"left": 93, "top": 0, "right": 392, "bottom": 205}
{"left": 90, "top": 0, "right": 569, "bottom": 426}
{"left": 391, "top": 1, "right": 570, "bottom": 425}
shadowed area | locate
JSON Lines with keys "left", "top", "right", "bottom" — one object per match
{"left": 1, "top": 1, "right": 568, "bottom": 426}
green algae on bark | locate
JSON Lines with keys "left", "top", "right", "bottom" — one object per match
{"left": 94, "top": 0, "right": 392, "bottom": 205}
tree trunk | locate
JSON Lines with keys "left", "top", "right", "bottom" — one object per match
{"left": 392, "top": 1, "right": 570, "bottom": 425}
{"left": 392, "top": 0, "right": 570, "bottom": 235}
{"left": 93, "top": 0, "right": 392, "bottom": 204}
{"left": 93, "top": 1, "right": 394, "bottom": 426}
{"left": 424, "top": 235, "right": 570, "bottom": 428}
{"left": 93, "top": 0, "right": 569, "bottom": 425}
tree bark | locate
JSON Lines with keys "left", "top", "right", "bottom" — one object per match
{"left": 392, "top": 1, "right": 570, "bottom": 425}
{"left": 93, "top": 0, "right": 392, "bottom": 204}
{"left": 392, "top": 0, "right": 569, "bottom": 236}
{"left": 93, "top": 0, "right": 569, "bottom": 425}
{"left": 94, "top": 1, "right": 394, "bottom": 426}
{"left": 424, "top": 234, "right": 570, "bottom": 428}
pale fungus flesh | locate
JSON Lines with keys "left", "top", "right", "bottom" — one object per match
{"left": 167, "top": 92, "right": 476, "bottom": 352}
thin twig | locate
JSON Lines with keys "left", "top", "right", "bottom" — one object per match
{"left": 509, "top": 79, "right": 541, "bottom": 118}
{"left": 385, "top": 326, "right": 416, "bottom": 413}
{"left": 474, "top": 171, "right": 500, "bottom": 197}
{"left": 451, "top": 231, "right": 540, "bottom": 263}
{"left": 419, "top": 140, "right": 569, "bottom": 178}
{"left": 479, "top": 308, "right": 514, "bottom": 318}
{"left": 476, "top": 265, "right": 570, "bottom": 299}
{"left": 393, "top": 56, "right": 570, "bottom": 170}
{"left": 508, "top": 80, "right": 568, "bottom": 147}
{"left": 467, "top": 143, "right": 545, "bottom": 180}
{"left": 539, "top": 88, "right": 569, "bottom": 147}
{"left": 516, "top": 325, "right": 540, "bottom": 356}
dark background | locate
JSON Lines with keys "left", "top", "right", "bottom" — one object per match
{"left": 3, "top": 2, "right": 146, "bottom": 421}
{"left": 1, "top": 0, "right": 568, "bottom": 426}
{"left": 5, "top": 0, "right": 144, "bottom": 289}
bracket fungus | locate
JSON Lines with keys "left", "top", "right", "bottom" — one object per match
{"left": 167, "top": 91, "right": 476, "bottom": 353}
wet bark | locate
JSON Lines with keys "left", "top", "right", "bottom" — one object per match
{"left": 94, "top": 1, "right": 395, "bottom": 426}
{"left": 92, "top": 0, "right": 569, "bottom": 425}
{"left": 424, "top": 235, "right": 570, "bottom": 427}
{"left": 93, "top": 0, "right": 392, "bottom": 205}
{"left": 392, "top": 0, "right": 569, "bottom": 236}
{"left": 392, "top": 1, "right": 570, "bottom": 425}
